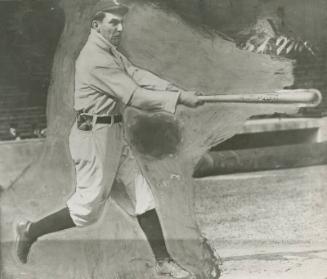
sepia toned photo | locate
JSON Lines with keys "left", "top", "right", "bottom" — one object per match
{"left": 0, "top": 0, "right": 326, "bottom": 278}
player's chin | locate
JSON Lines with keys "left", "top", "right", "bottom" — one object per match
{"left": 111, "top": 36, "right": 121, "bottom": 46}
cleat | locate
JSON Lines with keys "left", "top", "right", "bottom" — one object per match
{"left": 15, "top": 220, "right": 36, "bottom": 264}
{"left": 155, "top": 259, "right": 192, "bottom": 278}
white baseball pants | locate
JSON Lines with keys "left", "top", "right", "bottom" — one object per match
{"left": 67, "top": 122, "right": 155, "bottom": 227}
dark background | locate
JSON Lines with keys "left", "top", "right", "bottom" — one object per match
{"left": 0, "top": 0, "right": 326, "bottom": 140}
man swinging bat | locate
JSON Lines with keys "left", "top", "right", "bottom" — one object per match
{"left": 14, "top": 1, "right": 322, "bottom": 278}
{"left": 15, "top": 3, "right": 204, "bottom": 278}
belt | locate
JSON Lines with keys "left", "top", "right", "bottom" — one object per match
{"left": 95, "top": 114, "right": 123, "bottom": 124}
{"left": 76, "top": 113, "right": 123, "bottom": 131}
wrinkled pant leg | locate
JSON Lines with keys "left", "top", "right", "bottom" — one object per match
{"left": 67, "top": 123, "right": 123, "bottom": 226}
{"left": 111, "top": 144, "right": 156, "bottom": 216}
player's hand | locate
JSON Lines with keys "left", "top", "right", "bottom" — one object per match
{"left": 178, "top": 90, "right": 204, "bottom": 108}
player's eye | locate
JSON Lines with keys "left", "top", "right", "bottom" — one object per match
{"left": 109, "top": 19, "right": 122, "bottom": 26}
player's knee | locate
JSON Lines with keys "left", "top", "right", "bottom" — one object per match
{"left": 68, "top": 206, "right": 103, "bottom": 227}
{"left": 74, "top": 215, "right": 99, "bottom": 227}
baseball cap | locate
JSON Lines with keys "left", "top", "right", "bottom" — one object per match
{"left": 96, "top": 1, "right": 129, "bottom": 16}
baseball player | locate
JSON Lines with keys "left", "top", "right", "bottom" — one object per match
{"left": 15, "top": 4, "right": 203, "bottom": 278}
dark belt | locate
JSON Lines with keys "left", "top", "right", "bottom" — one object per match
{"left": 95, "top": 114, "right": 123, "bottom": 124}
{"left": 76, "top": 113, "right": 123, "bottom": 131}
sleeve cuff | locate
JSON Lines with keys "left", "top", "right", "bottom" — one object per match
{"left": 163, "top": 91, "right": 180, "bottom": 114}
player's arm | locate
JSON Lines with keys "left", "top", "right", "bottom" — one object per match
{"left": 123, "top": 56, "right": 179, "bottom": 92}
{"left": 90, "top": 65, "right": 203, "bottom": 113}
{"left": 128, "top": 66, "right": 204, "bottom": 108}
{"left": 131, "top": 87, "right": 203, "bottom": 112}
{"left": 125, "top": 62, "right": 203, "bottom": 106}
{"left": 128, "top": 66, "right": 173, "bottom": 91}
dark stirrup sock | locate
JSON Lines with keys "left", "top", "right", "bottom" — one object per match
{"left": 137, "top": 209, "right": 171, "bottom": 261}
{"left": 28, "top": 207, "right": 76, "bottom": 240}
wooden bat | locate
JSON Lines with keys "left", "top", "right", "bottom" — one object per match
{"left": 198, "top": 89, "right": 322, "bottom": 107}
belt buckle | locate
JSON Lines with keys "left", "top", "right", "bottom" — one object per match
{"left": 77, "top": 113, "right": 93, "bottom": 131}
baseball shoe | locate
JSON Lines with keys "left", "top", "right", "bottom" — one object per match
{"left": 15, "top": 219, "right": 36, "bottom": 264}
{"left": 155, "top": 259, "right": 191, "bottom": 278}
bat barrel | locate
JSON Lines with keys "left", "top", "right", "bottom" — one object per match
{"left": 199, "top": 89, "right": 322, "bottom": 107}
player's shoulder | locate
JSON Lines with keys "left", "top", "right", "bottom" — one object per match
{"left": 77, "top": 44, "right": 116, "bottom": 69}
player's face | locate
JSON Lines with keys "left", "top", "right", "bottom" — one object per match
{"left": 97, "top": 13, "right": 124, "bottom": 46}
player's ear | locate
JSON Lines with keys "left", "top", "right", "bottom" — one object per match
{"left": 91, "top": 20, "right": 100, "bottom": 31}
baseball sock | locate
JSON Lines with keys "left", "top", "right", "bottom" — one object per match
{"left": 137, "top": 209, "right": 170, "bottom": 261}
{"left": 28, "top": 207, "right": 76, "bottom": 240}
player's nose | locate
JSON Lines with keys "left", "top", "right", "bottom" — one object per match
{"left": 117, "top": 23, "right": 123, "bottom": 32}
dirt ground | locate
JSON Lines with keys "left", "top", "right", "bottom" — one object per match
{"left": 195, "top": 165, "right": 327, "bottom": 279}
{"left": 1, "top": 165, "right": 327, "bottom": 278}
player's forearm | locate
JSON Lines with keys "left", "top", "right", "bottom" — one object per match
{"left": 129, "top": 87, "right": 180, "bottom": 113}
{"left": 129, "top": 67, "right": 176, "bottom": 91}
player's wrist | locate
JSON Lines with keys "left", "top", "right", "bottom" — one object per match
{"left": 177, "top": 91, "right": 187, "bottom": 105}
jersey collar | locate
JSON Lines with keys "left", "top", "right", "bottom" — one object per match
{"left": 89, "top": 29, "right": 117, "bottom": 53}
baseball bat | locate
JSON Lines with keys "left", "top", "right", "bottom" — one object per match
{"left": 198, "top": 89, "right": 322, "bottom": 107}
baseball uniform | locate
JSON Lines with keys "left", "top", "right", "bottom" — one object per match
{"left": 67, "top": 29, "right": 180, "bottom": 226}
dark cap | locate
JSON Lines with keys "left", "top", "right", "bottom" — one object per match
{"left": 101, "top": 3, "right": 129, "bottom": 16}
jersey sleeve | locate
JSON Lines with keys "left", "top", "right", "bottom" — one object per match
{"left": 90, "top": 64, "right": 180, "bottom": 113}
{"left": 89, "top": 65, "right": 138, "bottom": 105}
{"left": 129, "top": 67, "right": 172, "bottom": 91}
{"left": 121, "top": 54, "right": 175, "bottom": 91}
{"left": 130, "top": 87, "right": 180, "bottom": 114}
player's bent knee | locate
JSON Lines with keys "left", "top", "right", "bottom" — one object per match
{"left": 67, "top": 193, "right": 106, "bottom": 227}
{"left": 72, "top": 214, "right": 100, "bottom": 227}
{"left": 68, "top": 205, "right": 104, "bottom": 227}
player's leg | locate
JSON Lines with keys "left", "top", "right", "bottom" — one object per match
{"left": 15, "top": 207, "right": 75, "bottom": 263}
{"left": 67, "top": 123, "right": 123, "bottom": 224}
{"left": 15, "top": 123, "right": 123, "bottom": 264}
{"left": 135, "top": 188, "right": 191, "bottom": 279}
{"left": 115, "top": 146, "right": 191, "bottom": 278}
{"left": 136, "top": 208, "right": 170, "bottom": 261}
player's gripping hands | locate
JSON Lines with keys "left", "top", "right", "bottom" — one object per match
{"left": 178, "top": 90, "right": 204, "bottom": 108}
